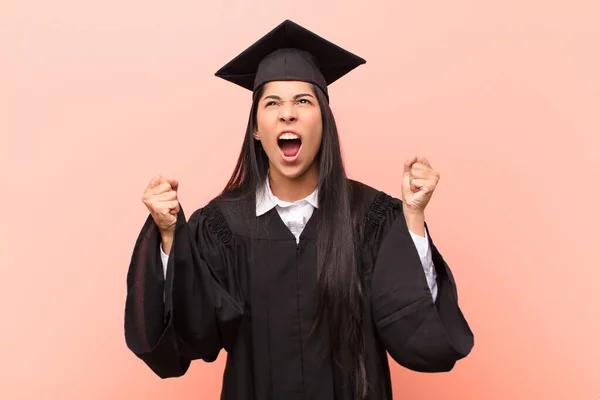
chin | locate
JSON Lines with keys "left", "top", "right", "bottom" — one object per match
{"left": 272, "top": 161, "right": 314, "bottom": 181}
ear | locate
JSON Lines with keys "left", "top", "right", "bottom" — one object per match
{"left": 253, "top": 129, "right": 260, "bottom": 141}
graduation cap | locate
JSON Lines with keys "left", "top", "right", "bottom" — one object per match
{"left": 214, "top": 20, "right": 366, "bottom": 100}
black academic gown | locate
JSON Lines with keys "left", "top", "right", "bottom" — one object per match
{"left": 124, "top": 180, "right": 474, "bottom": 399}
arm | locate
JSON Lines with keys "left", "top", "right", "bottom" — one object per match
{"left": 160, "top": 243, "right": 169, "bottom": 279}
{"left": 408, "top": 226, "right": 438, "bottom": 302}
{"left": 370, "top": 200, "right": 474, "bottom": 372}
{"left": 124, "top": 205, "right": 243, "bottom": 378}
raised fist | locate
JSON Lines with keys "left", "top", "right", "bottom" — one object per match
{"left": 142, "top": 175, "right": 180, "bottom": 236}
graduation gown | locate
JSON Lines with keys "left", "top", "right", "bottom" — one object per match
{"left": 124, "top": 180, "right": 474, "bottom": 399}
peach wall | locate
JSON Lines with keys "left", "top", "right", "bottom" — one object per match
{"left": 2, "top": 1, "right": 599, "bottom": 399}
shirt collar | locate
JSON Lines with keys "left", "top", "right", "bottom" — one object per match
{"left": 256, "top": 177, "right": 319, "bottom": 216}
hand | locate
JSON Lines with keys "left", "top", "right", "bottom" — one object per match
{"left": 402, "top": 156, "right": 440, "bottom": 215}
{"left": 142, "top": 175, "right": 180, "bottom": 236}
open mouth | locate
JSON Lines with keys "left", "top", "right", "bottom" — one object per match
{"left": 277, "top": 132, "right": 302, "bottom": 160}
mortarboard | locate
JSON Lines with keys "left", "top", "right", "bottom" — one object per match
{"left": 214, "top": 20, "right": 366, "bottom": 100}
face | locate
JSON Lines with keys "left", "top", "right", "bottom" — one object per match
{"left": 254, "top": 80, "right": 323, "bottom": 181}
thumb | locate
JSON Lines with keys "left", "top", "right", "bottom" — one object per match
{"left": 403, "top": 157, "right": 416, "bottom": 191}
{"left": 169, "top": 201, "right": 181, "bottom": 215}
{"left": 417, "top": 156, "right": 431, "bottom": 168}
{"left": 404, "top": 156, "right": 417, "bottom": 177}
{"left": 147, "top": 175, "right": 162, "bottom": 190}
{"left": 167, "top": 177, "right": 179, "bottom": 191}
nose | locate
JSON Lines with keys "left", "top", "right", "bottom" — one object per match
{"left": 279, "top": 102, "right": 297, "bottom": 123}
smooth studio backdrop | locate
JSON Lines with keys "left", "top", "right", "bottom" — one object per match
{"left": 2, "top": 1, "right": 599, "bottom": 399}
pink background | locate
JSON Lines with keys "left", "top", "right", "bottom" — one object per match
{"left": 2, "top": 0, "right": 599, "bottom": 399}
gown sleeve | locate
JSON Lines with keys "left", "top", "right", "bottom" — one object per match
{"left": 368, "top": 193, "right": 474, "bottom": 372}
{"left": 124, "top": 203, "right": 244, "bottom": 378}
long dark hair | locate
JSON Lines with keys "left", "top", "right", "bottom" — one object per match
{"left": 221, "top": 83, "right": 367, "bottom": 398}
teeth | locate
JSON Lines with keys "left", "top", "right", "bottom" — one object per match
{"left": 279, "top": 132, "right": 300, "bottom": 140}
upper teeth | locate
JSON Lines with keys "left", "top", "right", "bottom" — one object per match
{"left": 279, "top": 132, "right": 299, "bottom": 140}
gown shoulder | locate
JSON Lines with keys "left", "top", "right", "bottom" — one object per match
{"left": 347, "top": 179, "right": 404, "bottom": 242}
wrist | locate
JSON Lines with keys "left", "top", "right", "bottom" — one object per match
{"left": 404, "top": 210, "right": 425, "bottom": 236}
{"left": 160, "top": 230, "right": 174, "bottom": 254}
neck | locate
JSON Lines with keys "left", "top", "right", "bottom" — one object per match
{"left": 268, "top": 163, "right": 318, "bottom": 202}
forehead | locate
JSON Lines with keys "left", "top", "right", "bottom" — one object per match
{"left": 261, "top": 80, "right": 315, "bottom": 97}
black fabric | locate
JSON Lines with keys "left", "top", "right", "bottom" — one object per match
{"left": 214, "top": 20, "right": 366, "bottom": 98}
{"left": 124, "top": 180, "right": 474, "bottom": 399}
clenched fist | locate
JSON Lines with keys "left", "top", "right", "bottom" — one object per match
{"left": 401, "top": 156, "right": 440, "bottom": 215}
{"left": 142, "top": 175, "right": 180, "bottom": 237}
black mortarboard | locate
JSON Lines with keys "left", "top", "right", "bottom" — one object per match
{"left": 214, "top": 20, "right": 366, "bottom": 100}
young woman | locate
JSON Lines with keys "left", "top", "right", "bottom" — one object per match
{"left": 125, "top": 20, "right": 474, "bottom": 400}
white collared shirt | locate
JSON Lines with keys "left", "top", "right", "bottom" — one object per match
{"left": 255, "top": 179, "right": 319, "bottom": 242}
{"left": 160, "top": 180, "right": 438, "bottom": 300}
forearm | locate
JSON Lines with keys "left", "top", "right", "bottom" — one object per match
{"left": 161, "top": 232, "right": 174, "bottom": 254}
{"left": 404, "top": 211, "right": 425, "bottom": 237}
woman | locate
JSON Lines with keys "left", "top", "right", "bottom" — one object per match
{"left": 125, "top": 20, "right": 474, "bottom": 399}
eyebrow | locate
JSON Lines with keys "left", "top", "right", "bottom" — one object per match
{"left": 263, "top": 93, "right": 315, "bottom": 101}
